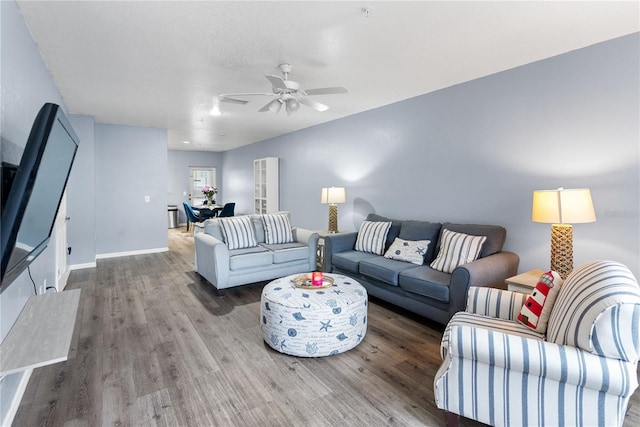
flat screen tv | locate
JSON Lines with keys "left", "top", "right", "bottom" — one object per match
{"left": 0, "top": 103, "right": 79, "bottom": 291}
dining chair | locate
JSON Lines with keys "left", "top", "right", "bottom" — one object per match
{"left": 182, "top": 202, "right": 200, "bottom": 233}
{"left": 217, "top": 202, "right": 235, "bottom": 217}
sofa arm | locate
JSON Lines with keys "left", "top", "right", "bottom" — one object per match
{"left": 447, "top": 324, "right": 637, "bottom": 396}
{"left": 448, "top": 251, "right": 519, "bottom": 319}
{"left": 194, "top": 232, "right": 230, "bottom": 290}
{"left": 293, "top": 228, "right": 320, "bottom": 271}
{"left": 323, "top": 232, "right": 358, "bottom": 272}
{"left": 465, "top": 287, "right": 528, "bottom": 320}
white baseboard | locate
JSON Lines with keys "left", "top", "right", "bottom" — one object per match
{"left": 69, "top": 262, "right": 97, "bottom": 271}
{"left": 57, "top": 269, "right": 71, "bottom": 291}
{"left": 96, "top": 247, "right": 168, "bottom": 260}
{"left": 0, "top": 368, "right": 32, "bottom": 427}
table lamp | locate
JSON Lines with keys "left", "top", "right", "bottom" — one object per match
{"left": 532, "top": 187, "right": 596, "bottom": 279}
{"left": 321, "top": 187, "right": 346, "bottom": 233}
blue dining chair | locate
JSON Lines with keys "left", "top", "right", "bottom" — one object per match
{"left": 182, "top": 202, "right": 200, "bottom": 233}
{"left": 217, "top": 202, "right": 235, "bottom": 218}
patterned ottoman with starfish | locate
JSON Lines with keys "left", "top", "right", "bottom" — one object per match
{"left": 260, "top": 273, "right": 368, "bottom": 357}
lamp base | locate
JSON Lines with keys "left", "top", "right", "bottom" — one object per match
{"left": 551, "top": 224, "right": 573, "bottom": 279}
{"left": 328, "top": 204, "right": 338, "bottom": 233}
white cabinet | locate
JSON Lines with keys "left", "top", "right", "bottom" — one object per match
{"left": 254, "top": 157, "right": 279, "bottom": 214}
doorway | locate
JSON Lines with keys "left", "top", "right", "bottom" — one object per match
{"left": 189, "top": 167, "right": 216, "bottom": 206}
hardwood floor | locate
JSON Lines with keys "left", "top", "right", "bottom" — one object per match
{"left": 13, "top": 229, "right": 640, "bottom": 426}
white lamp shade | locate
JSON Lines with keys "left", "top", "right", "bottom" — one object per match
{"left": 286, "top": 99, "right": 300, "bottom": 115}
{"left": 268, "top": 99, "right": 282, "bottom": 113}
{"left": 532, "top": 188, "right": 596, "bottom": 224}
{"left": 321, "top": 187, "right": 346, "bottom": 204}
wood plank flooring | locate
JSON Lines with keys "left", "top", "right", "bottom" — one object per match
{"left": 13, "top": 228, "right": 640, "bottom": 426}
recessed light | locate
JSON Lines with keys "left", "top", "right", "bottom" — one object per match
{"left": 183, "top": 140, "right": 190, "bottom": 144}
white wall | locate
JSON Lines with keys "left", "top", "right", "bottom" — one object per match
{"left": 95, "top": 124, "right": 168, "bottom": 256}
{"left": 67, "top": 115, "right": 96, "bottom": 268}
{"left": 0, "top": 1, "right": 68, "bottom": 423}
{"left": 222, "top": 33, "right": 640, "bottom": 278}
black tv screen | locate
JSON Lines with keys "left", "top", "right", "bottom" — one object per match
{"left": 0, "top": 103, "right": 79, "bottom": 291}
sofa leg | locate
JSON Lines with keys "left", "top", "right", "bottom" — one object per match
{"left": 444, "top": 411, "right": 459, "bottom": 427}
{"left": 215, "top": 288, "right": 225, "bottom": 298}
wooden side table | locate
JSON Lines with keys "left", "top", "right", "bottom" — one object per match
{"left": 505, "top": 269, "right": 544, "bottom": 294}
{"left": 315, "top": 230, "right": 350, "bottom": 271}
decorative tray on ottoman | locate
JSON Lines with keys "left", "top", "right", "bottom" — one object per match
{"left": 292, "top": 274, "right": 335, "bottom": 290}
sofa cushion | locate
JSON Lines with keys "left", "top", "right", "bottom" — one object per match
{"left": 262, "top": 213, "right": 294, "bottom": 244}
{"left": 360, "top": 257, "right": 419, "bottom": 287}
{"left": 260, "top": 243, "right": 307, "bottom": 264}
{"left": 204, "top": 218, "right": 225, "bottom": 241}
{"left": 251, "top": 215, "right": 266, "bottom": 243}
{"left": 398, "top": 267, "right": 452, "bottom": 302}
{"left": 332, "top": 250, "right": 379, "bottom": 274}
{"left": 355, "top": 221, "right": 392, "bottom": 255}
{"left": 430, "top": 229, "right": 487, "bottom": 273}
{"left": 398, "top": 221, "right": 442, "bottom": 263}
{"left": 366, "top": 213, "right": 401, "bottom": 250}
{"left": 384, "top": 237, "right": 431, "bottom": 265}
{"left": 438, "top": 223, "right": 506, "bottom": 258}
{"left": 229, "top": 247, "right": 271, "bottom": 270}
{"left": 253, "top": 211, "right": 291, "bottom": 243}
{"left": 220, "top": 216, "right": 259, "bottom": 249}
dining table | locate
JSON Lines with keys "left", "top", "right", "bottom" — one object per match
{"left": 192, "top": 204, "right": 222, "bottom": 221}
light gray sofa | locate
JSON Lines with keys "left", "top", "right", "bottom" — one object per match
{"left": 323, "top": 214, "right": 519, "bottom": 325}
{"left": 194, "top": 213, "right": 319, "bottom": 292}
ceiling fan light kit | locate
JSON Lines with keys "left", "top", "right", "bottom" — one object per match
{"left": 215, "top": 63, "right": 347, "bottom": 116}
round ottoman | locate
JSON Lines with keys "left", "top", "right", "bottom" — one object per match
{"left": 261, "top": 273, "right": 368, "bottom": 357}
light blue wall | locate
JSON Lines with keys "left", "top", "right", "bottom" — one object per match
{"left": 95, "top": 124, "right": 168, "bottom": 255}
{"left": 222, "top": 33, "right": 639, "bottom": 278}
{"left": 167, "top": 149, "right": 223, "bottom": 224}
{"left": 67, "top": 115, "right": 96, "bottom": 267}
{"left": 0, "top": 0, "right": 638, "bottom": 420}
{"left": 0, "top": 0, "right": 68, "bottom": 422}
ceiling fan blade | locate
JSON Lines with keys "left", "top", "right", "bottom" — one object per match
{"left": 265, "top": 75, "right": 287, "bottom": 90}
{"left": 304, "top": 87, "right": 348, "bottom": 96}
{"left": 258, "top": 99, "right": 282, "bottom": 113}
{"left": 219, "top": 96, "right": 249, "bottom": 105}
{"left": 299, "top": 97, "right": 329, "bottom": 112}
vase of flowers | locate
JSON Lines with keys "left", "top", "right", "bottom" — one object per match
{"left": 202, "top": 186, "right": 217, "bottom": 207}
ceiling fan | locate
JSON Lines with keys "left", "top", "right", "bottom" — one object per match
{"left": 217, "top": 64, "right": 348, "bottom": 115}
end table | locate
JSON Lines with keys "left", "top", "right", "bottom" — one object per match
{"left": 505, "top": 269, "right": 544, "bottom": 294}
{"left": 315, "top": 230, "right": 350, "bottom": 271}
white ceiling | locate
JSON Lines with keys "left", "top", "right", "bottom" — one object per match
{"left": 16, "top": 1, "right": 639, "bottom": 152}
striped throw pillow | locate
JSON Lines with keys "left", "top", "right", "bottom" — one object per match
{"left": 219, "top": 216, "right": 258, "bottom": 249}
{"left": 261, "top": 213, "right": 293, "bottom": 244}
{"left": 355, "top": 221, "right": 392, "bottom": 255}
{"left": 430, "top": 229, "right": 487, "bottom": 273}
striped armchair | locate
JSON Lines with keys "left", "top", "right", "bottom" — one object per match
{"left": 434, "top": 260, "right": 640, "bottom": 427}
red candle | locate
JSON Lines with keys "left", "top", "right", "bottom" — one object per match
{"left": 312, "top": 271, "right": 323, "bottom": 286}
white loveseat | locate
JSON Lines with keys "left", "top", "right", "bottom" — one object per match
{"left": 434, "top": 260, "right": 640, "bottom": 427}
{"left": 194, "top": 212, "right": 319, "bottom": 292}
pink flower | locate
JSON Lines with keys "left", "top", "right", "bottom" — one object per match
{"left": 201, "top": 186, "right": 217, "bottom": 197}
